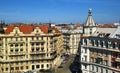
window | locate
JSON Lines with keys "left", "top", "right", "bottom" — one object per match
{"left": 36, "top": 48, "right": 39, "bottom": 51}
{"left": 92, "top": 65, "right": 94, "bottom": 70}
{"left": 31, "top": 43, "right": 34, "bottom": 46}
{"left": 20, "top": 49, "right": 23, "bottom": 52}
{"left": 105, "top": 60, "right": 108, "bottom": 66}
{"left": 85, "top": 49, "right": 87, "bottom": 53}
{"left": 41, "top": 37, "right": 43, "bottom": 40}
{"left": 6, "top": 68, "right": 8, "bottom": 71}
{"left": 41, "top": 43, "right": 44, "bottom": 45}
{"left": 15, "top": 44, "right": 18, "bottom": 47}
{"left": 15, "top": 49, "right": 18, "bottom": 52}
{"left": 32, "top": 37, "right": 34, "bottom": 40}
{"left": 41, "top": 64, "right": 44, "bottom": 68}
{"left": 36, "top": 43, "right": 39, "bottom": 46}
{"left": 16, "top": 67, "right": 19, "bottom": 70}
{"left": 16, "top": 38, "right": 18, "bottom": 41}
{"left": 32, "top": 48, "right": 34, "bottom": 52}
{"left": 26, "top": 66, "right": 28, "bottom": 69}
{"left": 10, "top": 49, "right": 13, "bottom": 52}
{"left": 47, "top": 64, "right": 49, "bottom": 68}
{"left": 96, "top": 67, "right": 98, "bottom": 72}
{"left": 91, "top": 40, "right": 94, "bottom": 46}
{"left": 100, "top": 41, "right": 103, "bottom": 47}
{"left": 106, "top": 70, "right": 108, "bottom": 73}
{"left": 112, "top": 43, "right": 116, "bottom": 48}
{"left": 21, "top": 66, "right": 23, "bottom": 70}
{"left": 105, "top": 42, "right": 108, "bottom": 48}
{"left": 101, "top": 68, "right": 103, "bottom": 73}
{"left": 10, "top": 44, "right": 13, "bottom": 47}
{"left": 26, "top": 38, "right": 28, "bottom": 41}
{"left": 11, "top": 67, "right": 14, "bottom": 70}
{"left": 85, "top": 65, "right": 87, "bottom": 69}
{"left": 36, "top": 65, "right": 39, "bottom": 68}
{"left": 84, "top": 56, "right": 87, "bottom": 61}
{"left": 95, "top": 41, "right": 98, "bottom": 46}
{"left": 20, "top": 44, "right": 23, "bottom": 46}
{"left": 41, "top": 48, "right": 44, "bottom": 51}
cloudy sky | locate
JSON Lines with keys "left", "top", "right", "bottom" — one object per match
{"left": 0, "top": 0, "right": 120, "bottom": 24}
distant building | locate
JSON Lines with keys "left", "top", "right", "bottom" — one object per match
{"left": 0, "top": 24, "right": 63, "bottom": 73}
{"left": 59, "top": 24, "right": 82, "bottom": 54}
{"left": 79, "top": 9, "right": 120, "bottom": 73}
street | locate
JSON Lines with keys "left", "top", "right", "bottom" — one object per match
{"left": 55, "top": 55, "right": 76, "bottom": 73}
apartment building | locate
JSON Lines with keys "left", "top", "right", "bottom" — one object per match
{"left": 0, "top": 24, "right": 63, "bottom": 73}
{"left": 79, "top": 8, "right": 120, "bottom": 73}
{"left": 59, "top": 24, "right": 82, "bottom": 54}
{"left": 80, "top": 27, "right": 120, "bottom": 73}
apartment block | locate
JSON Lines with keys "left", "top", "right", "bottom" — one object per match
{"left": 0, "top": 24, "right": 63, "bottom": 73}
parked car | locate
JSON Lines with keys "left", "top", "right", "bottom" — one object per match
{"left": 58, "top": 65, "right": 63, "bottom": 68}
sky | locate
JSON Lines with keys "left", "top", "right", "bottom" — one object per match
{"left": 0, "top": 0, "right": 120, "bottom": 24}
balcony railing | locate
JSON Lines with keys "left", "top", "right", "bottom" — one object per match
{"left": 30, "top": 40, "right": 45, "bottom": 43}
{"left": 82, "top": 45, "right": 120, "bottom": 53}
{"left": 3, "top": 58, "right": 29, "bottom": 62}
{"left": 9, "top": 41, "right": 25, "bottom": 44}
{"left": 30, "top": 55, "right": 57, "bottom": 60}
{"left": 9, "top": 52, "right": 26, "bottom": 56}
{"left": 30, "top": 51, "right": 45, "bottom": 55}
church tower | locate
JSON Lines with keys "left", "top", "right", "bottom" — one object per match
{"left": 83, "top": 8, "right": 97, "bottom": 36}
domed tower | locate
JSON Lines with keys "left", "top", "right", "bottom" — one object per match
{"left": 83, "top": 8, "right": 97, "bottom": 36}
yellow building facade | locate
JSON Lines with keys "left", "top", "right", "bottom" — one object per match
{"left": 0, "top": 24, "right": 63, "bottom": 73}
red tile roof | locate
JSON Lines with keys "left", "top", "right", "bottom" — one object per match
{"left": 98, "top": 24, "right": 117, "bottom": 28}
{"left": 5, "top": 25, "right": 14, "bottom": 34}
{"left": 4, "top": 25, "right": 60, "bottom": 34}
{"left": 19, "top": 25, "right": 34, "bottom": 34}
{"left": 39, "top": 25, "right": 49, "bottom": 33}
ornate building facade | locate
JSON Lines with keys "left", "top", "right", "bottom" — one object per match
{"left": 79, "top": 9, "right": 120, "bottom": 73}
{"left": 0, "top": 24, "right": 63, "bottom": 73}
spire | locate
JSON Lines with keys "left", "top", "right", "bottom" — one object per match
{"left": 84, "top": 8, "right": 96, "bottom": 26}
{"left": 88, "top": 8, "right": 92, "bottom": 16}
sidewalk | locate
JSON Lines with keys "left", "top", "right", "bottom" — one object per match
{"left": 54, "top": 56, "right": 64, "bottom": 69}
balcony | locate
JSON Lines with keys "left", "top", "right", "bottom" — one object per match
{"left": 30, "top": 40, "right": 45, "bottom": 43}
{"left": 30, "top": 51, "right": 45, "bottom": 55}
{"left": 9, "top": 41, "right": 25, "bottom": 44}
{"left": 9, "top": 52, "right": 26, "bottom": 56}
{"left": 4, "top": 58, "right": 29, "bottom": 62}
{"left": 30, "top": 55, "right": 57, "bottom": 60}
{"left": 86, "top": 45, "right": 120, "bottom": 53}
